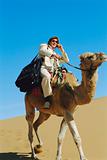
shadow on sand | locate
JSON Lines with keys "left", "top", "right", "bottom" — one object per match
{"left": 0, "top": 152, "right": 34, "bottom": 160}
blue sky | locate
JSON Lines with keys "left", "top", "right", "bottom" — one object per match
{"left": 0, "top": 0, "right": 107, "bottom": 119}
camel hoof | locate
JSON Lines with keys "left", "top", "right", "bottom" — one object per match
{"left": 56, "top": 156, "right": 62, "bottom": 160}
{"left": 81, "top": 158, "right": 88, "bottom": 160}
{"left": 31, "top": 157, "right": 41, "bottom": 160}
{"left": 31, "top": 154, "right": 41, "bottom": 160}
{"left": 34, "top": 145, "right": 43, "bottom": 154}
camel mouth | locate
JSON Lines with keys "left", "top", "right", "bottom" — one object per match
{"left": 103, "top": 55, "right": 107, "bottom": 62}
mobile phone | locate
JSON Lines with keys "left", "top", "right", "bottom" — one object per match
{"left": 57, "top": 43, "right": 61, "bottom": 48}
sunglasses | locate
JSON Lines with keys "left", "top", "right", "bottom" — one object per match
{"left": 51, "top": 39, "right": 58, "bottom": 43}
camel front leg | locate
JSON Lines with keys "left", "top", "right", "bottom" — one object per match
{"left": 56, "top": 118, "right": 68, "bottom": 160}
{"left": 64, "top": 111, "right": 87, "bottom": 160}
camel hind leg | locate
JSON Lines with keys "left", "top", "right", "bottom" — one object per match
{"left": 25, "top": 95, "right": 39, "bottom": 159}
{"left": 33, "top": 112, "right": 51, "bottom": 153}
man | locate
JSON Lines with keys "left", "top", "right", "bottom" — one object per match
{"left": 39, "top": 36, "right": 69, "bottom": 108}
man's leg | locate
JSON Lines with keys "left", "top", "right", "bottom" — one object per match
{"left": 41, "top": 68, "right": 52, "bottom": 108}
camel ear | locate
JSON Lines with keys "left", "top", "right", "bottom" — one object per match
{"left": 79, "top": 55, "right": 84, "bottom": 61}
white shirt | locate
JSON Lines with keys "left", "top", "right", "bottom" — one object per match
{"left": 39, "top": 43, "right": 69, "bottom": 72}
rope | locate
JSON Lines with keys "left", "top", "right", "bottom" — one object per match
{"left": 66, "top": 62, "right": 97, "bottom": 72}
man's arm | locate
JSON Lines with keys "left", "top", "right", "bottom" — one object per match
{"left": 57, "top": 44, "right": 69, "bottom": 63}
{"left": 39, "top": 44, "right": 53, "bottom": 57}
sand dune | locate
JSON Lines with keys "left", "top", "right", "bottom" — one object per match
{"left": 0, "top": 97, "right": 107, "bottom": 160}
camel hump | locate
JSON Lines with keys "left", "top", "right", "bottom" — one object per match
{"left": 65, "top": 72, "right": 79, "bottom": 87}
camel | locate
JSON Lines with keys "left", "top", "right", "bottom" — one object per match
{"left": 25, "top": 52, "right": 107, "bottom": 160}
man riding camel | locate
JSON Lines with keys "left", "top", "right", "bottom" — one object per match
{"left": 39, "top": 36, "right": 69, "bottom": 108}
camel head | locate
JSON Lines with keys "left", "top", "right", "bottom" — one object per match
{"left": 74, "top": 52, "right": 107, "bottom": 104}
{"left": 80, "top": 52, "right": 107, "bottom": 70}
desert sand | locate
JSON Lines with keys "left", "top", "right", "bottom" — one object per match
{"left": 0, "top": 97, "right": 107, "bottom": 160}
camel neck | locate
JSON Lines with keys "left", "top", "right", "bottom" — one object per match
{"left": 74, "top": 69, "right": 98, "bottom": 105}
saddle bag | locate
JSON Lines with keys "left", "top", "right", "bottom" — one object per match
{"left": 15, "top": 56, "right": 42, "bottom": 92}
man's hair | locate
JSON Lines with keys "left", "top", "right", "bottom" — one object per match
{"left": 48, "top": 36, "right": 59, "bottom": 45}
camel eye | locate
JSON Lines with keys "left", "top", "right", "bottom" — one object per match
{"left": 100, "top": 57, "right": 103, "bottom": 60}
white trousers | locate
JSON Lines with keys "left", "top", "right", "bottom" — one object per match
{"left": 40, "top": 67, "right": 52, "bottom": 98}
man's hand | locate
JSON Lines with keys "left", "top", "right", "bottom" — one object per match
{"left": 57, "top": 44, "right": 64, "bottom": 52}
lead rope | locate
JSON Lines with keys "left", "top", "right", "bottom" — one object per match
{"left": 66, "top": 62, "right": 96, "bottom": 71}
